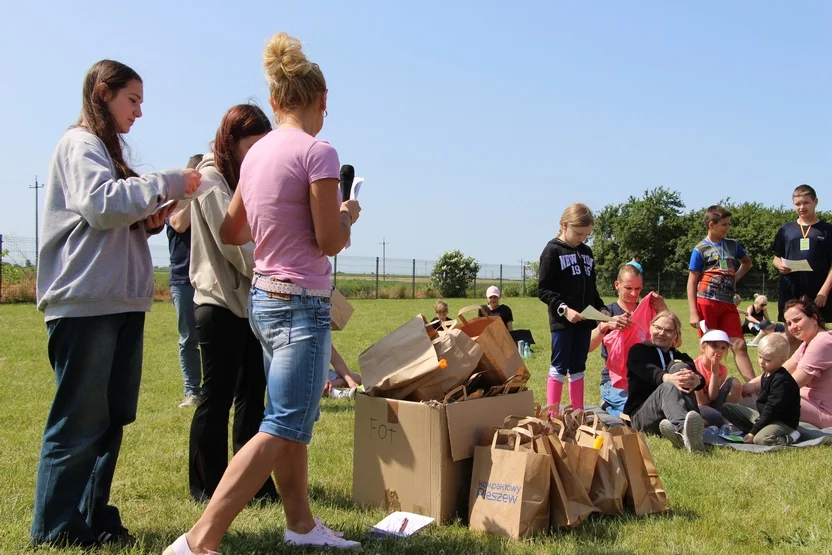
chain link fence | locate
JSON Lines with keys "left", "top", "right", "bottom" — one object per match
{"left": 2, "top": 233, "right": 781, "bottom": 303}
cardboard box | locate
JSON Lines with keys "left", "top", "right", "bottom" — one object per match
{"left": 352, "top": 390, "right": 535, "bottom": 523}
{"left": 330, "top": 288, "right": 354, "bottom": 331}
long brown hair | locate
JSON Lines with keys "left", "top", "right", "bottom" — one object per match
{"left": 213, "top": 104, "right": 272, "bottom": 189}
{"left": 77, "top": 60, "right": 141, "bottom": 179}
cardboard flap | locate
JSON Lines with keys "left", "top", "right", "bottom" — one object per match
{"left": 445, "top": 390, "right": 535, "bottom": 462}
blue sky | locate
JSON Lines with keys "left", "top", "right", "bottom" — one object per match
{"left": 1, "top": 1, "right": 829, "bottom": 268}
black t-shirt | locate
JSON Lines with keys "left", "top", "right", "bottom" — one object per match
{"left": 773, "top": 220, "right": 832, "bottom": 319}
{"left": 599, "top": 301, "right": 632, "bottom": 384}
{"left": 166, "top": 224, "right": 191, "bottom": 286}
{"left": 429, "top": 316, "right": 453, "bottom": 331}
{"left": 479, "top": 304, "right": 513, "bottom": 327}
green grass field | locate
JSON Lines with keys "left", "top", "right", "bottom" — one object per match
{"left": 1, "top": 298, "right": 831, "bottom": 554}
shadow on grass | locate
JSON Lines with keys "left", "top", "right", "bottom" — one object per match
{"left": 308, "top": 483, "right": 357, "bottom": 512}
{"left": 115, "top": 500, "right": 703, "bottom": 555}
{"left": 136, "top": 526, "right": 636, "bottom": 555}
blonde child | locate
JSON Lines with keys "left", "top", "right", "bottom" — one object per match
{"left": 694, "top": 330, "right": 742, "bottom": 426}
{"left": 538, "top": 203, "right": 605, "bottom": 413}
{"left": 721, "top": 334, "right": 802, "bottom": 445}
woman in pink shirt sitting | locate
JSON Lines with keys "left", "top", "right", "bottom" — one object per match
{"left": 742, "top": 297, "right": 832, "bottom": 429}
{"left": 165, "top": 32, "right": 362, "bottom": 554}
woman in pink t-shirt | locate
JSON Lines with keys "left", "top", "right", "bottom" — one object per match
{"left": 166, "top": 33, "right": 362, "bottom": 555}
{"left": 742, "top": 298, "right": 832, "bottom": 429}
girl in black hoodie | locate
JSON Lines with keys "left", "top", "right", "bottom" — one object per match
{"left": 538, "top": 203, "right": 606, "bottom": 413}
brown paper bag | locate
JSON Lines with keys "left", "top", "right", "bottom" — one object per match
{"left": 455, "top": 305, "right": 527, "bottom": 385}
{"left": 541, "top": 417, "right": 598, "bottom": 497}
{"left": 358, "top": 316, "right": 442, "bottom": 395}
{"left": 575, "top": 425, "right": 628, "bottom": 515}
{"left": 329, "top": 288, "right": 354, "bottom": 331}
{"left": 536, "top": 430, "right": 597, "bottom": 529}
{"left": 401, "top": 326, "right": 483, "bottom": 401}
{"left": 469, "top": 429, "right": 550, "bottom": 539}
{"left": 611, "top": 431, "right": 670, "bottom": 516}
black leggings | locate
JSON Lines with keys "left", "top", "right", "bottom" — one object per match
{"left": 189, "top": 304, "right": 278, "bottom": 502}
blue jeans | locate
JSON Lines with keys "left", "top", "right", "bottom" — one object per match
{"left": 248, "top": 288, "right": 331, "bottom": 445}
{"left": 549, "top": 326, "right": 592, "bottom": 380}
{"left": 171, "top": 282, "right": 202, "bottom": 396}
{"left": 31, "top": 313, "right": 144, "bottom": 547}
{"left": 600, "top": 380, "right": 628, "bottom": 418}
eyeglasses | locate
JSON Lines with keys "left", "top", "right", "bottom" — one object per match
{"left": 651, "top": 324, "right": 677, "bottom": 335}
{"left": 760, "top": 303, "right": 768, "bottom": 307}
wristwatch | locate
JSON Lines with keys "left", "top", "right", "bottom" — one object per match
{"left": 557, "top": 303, "right": 568, "bottom": 317}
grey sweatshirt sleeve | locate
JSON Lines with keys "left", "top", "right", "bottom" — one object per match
{"left": 62, "top": 136, "right": 186, "bottom": 230}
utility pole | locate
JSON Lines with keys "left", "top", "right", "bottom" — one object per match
{"left": 30, "top": 176, "right": 44, "bottom": 267}
{"left": 379, "top": 237, "right": 389, "bottom": 280}
{"left": 519, "top": 258, "right": 525, "bottom": 296}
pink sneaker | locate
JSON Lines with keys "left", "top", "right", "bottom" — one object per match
{"left": 284, "top": 520, "right": 360, "bottom": 550}
{"left": 163, "top": 534, "right": 221, "bottom": 555}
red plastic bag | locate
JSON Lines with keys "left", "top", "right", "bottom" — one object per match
{"left": 602, "top": 292, "right": 658, "bottom": 389}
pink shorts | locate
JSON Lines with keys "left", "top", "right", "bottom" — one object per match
{"left": 696, "top": 298, "right": 743, "bottom": 339}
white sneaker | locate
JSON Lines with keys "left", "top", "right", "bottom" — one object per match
{"left": 284, "top": 521, "right": 360, "bottom": 550}
{"left": 330, "top": 388, "right": 358, "bottom": 400}
{"left": 682, "top": 411, "right": 706, "bottom": 453}
{"left": 179, "top": 395, "right": 200, "bottom": 408}
{"left": 162, "top": 534, "right": 221, "bottom": 555}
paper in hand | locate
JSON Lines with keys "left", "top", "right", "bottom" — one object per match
{"left": 781, "top": 259, "right": 813, "bottom": 272}
{"left": 580, "top": 306, "right": 614, "bottom": 322}
{"left": 348, "top": 177, "right": 363, "bottom": 200}
{"left": 152, "top": 199, "right": 176, "bottom": 215}
{"left": 341, "top": 177, "right": 364, "bottom": 251}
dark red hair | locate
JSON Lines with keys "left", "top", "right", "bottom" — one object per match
{"left": 213, "top": 104, "right": 272, "bottom": 189}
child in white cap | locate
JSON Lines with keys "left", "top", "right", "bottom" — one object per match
{"left": 478, "top": 285, "right": 514, "bottom": 330}
{"left": 694, "top": 330, "right": 743, "bottom": 426}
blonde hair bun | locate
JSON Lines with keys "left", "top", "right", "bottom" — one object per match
{"left": 263, "top": 32, "right": 311, "bottom": 81}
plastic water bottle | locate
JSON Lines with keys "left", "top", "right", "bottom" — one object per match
{"left": 518, "top": 340, "right": 524, "bottom": 356}
{"left": 523, "top": 342, "right": 531, "bottom": 359}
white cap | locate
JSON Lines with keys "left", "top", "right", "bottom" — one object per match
{"left": 700, "top": 329, "right": 731, "bottom": 345}
{"left": 486, "top": 286, "right": 500, "bottom": 298}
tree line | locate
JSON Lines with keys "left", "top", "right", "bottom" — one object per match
{"left": 589, "top": 187, "right": 830, "bottom": 298}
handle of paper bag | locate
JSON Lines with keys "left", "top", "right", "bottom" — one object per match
{"left": 491, "top": 429, "right": 525, "bottom": 452}
{"left": 583, "top": 412, "right": 607, "bottom": 432}
{"left": 442, "top": 384, "right": 468, "bottom": 404}
{"left": 511, "top": 427, "right": 536, "bottom": 451}
{"left": 499, "top": 374, "right": 527, "bottom": 396}
{"left": 548, "top": 417, "right": 566, "bottom": 440}
{"left": 577, "top": 424, "right": 602, "bottom": 438}
{"left": 506, "top": 416, "right": 554, "bottom": 436}
{"left": 456, "top": 304, "right": 484, "bottom": 325}
{"left": 426, "top": 318, "right": 457, "bottom": 335}
{"left": 537, "top": 404, "right": 560, "bottom": 418}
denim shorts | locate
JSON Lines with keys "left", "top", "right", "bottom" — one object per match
{"left": 248, "top": 288, "right": 332, "bottom": 445}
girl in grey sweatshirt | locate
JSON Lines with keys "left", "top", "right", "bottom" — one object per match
{"left": 31, "top": 59, "right": 199, "bottom": 548}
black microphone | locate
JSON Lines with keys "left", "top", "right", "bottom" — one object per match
{"left": 339, "top": 164, "right": 354, "bottom": 202}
